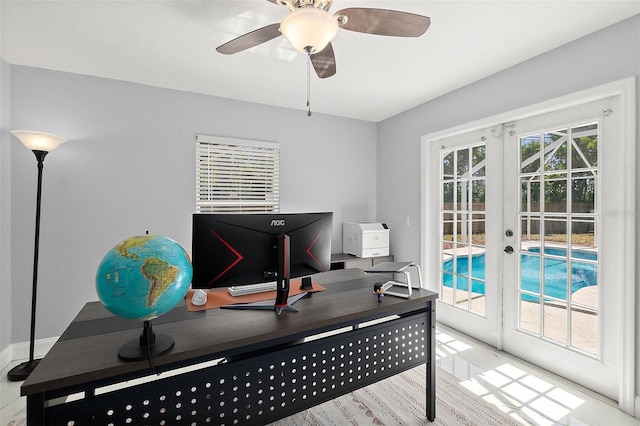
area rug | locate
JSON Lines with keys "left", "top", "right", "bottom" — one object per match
{"left": 5, "top": 366, "right": 530, "bottom": 426}
{"left": 271, "top": 365, "right": 530, "bottom": 425}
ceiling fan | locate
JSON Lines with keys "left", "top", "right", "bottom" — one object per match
{"left": 216, "top": 0, "right": 431, "bottom": 79}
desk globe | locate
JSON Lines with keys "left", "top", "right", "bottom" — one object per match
{"left": 96, "top": 234, "right": 193, "bottom": 360}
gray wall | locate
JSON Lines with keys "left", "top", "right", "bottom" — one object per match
{"left": 1, "top": 59, "right": 12, "bottom": 353}
{"left": 377, "top": 13, "right": 640, "bottom": 399}
{"left": 7, "top": 66, "right": 377, "bottom": 344}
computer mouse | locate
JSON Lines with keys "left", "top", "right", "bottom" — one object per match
{"left": 191, "top": 289, "right": 207, "bottom": 306}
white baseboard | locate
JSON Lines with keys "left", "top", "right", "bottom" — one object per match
{"left": 0, "top": 344, "right": 12, "bottom": 371}
{"left": 0, "top": 336, "right": 59, "bottom": 371}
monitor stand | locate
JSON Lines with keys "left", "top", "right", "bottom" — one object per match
{"left": 220, "top": 234, "right": 300, "bottom": 316}
{"left": 220, "top": 291, "right": 308, "bottom": 314}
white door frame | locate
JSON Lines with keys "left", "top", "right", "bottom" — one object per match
{"left": 420, "top": 77, "right": 636, "bottom": 413}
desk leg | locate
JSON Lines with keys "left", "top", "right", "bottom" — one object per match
{"left": 426, "top": 300, "right": 436, "bottom": 421}
{"left": 27, "top": 393, "right": 46, "bottom": 425}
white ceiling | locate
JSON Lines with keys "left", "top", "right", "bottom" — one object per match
{"left": 2, "top": 1, "right": 639, "bottom": 122}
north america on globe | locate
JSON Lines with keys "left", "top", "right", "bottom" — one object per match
{"left": 115, "top": 235, "right": 154, "bottom": 259}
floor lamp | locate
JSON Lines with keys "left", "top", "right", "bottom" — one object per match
{"left": 7, "top": 130, "right": 67, "bottom": 382}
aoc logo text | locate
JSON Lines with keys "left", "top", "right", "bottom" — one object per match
{"left": 270, "top": 219, "right": 286, "bottom": 226}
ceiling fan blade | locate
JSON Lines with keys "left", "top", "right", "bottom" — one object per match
{"left": 216, "top": 23, "right": 282, "bottom": 54}
{"left": 335, "top": 8, "right": 431, "bottom": 37}
{"left": 310, "top": 43, "right": 336, "bottom": 78}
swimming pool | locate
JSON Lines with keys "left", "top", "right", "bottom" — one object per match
{"left": 442, "top": 248, "right": 598, "bottom": 301}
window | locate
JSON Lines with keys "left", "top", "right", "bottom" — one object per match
{"left": 196, "top": 135, "right": 280, "bottom": 213}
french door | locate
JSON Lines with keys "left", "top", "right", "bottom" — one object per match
{"left": 422, "top": 80, "right": 634, "bottom": 407}
{"left": 502, "top": 96, "right": 623, "bottom": 400}
{"left": 425, "top": 128, "right": 502, "bottom": 345}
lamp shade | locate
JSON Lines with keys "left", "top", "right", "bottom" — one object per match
{"left": 11, "top": 130, "right": 67, "bottom": 152}
{"left": 280, "top": 7, "right": 338, "bottom": 54}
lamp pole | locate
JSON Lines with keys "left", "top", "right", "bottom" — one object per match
{"left": 8, "top": 131, "right": 66, "bottom": 382}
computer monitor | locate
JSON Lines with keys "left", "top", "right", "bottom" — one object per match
{"left": 191, "top": 212, "right": 333, "bottom": 290}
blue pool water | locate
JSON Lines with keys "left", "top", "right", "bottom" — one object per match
{"left": 442, "top": 248, "right": 597, "bottom": 301}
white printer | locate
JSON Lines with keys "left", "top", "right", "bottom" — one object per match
{"left": 343, "top": 222, "right": 390, "bottom": 258}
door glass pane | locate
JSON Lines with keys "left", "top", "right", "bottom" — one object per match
{"left": 571, "top": 123, "right": 598, "bottom": 169}
{"left": 571, "top": 308, "right": 597, "bottom": 355}
{"left": 442, "top": 273, "right": 454, "bottom": 304}
{"left": 518, "top": 124, "right": 599, "bottom": 356}
{"left": 544, "top": 218, "right": 567, "bottom": 249}
{"left": 456, "top": 214, "right": 467, "bottom": 243}
{"left": 520, "top": 298, "right": 540, "bottom": 334}
{"left": 471, "top": 180, "right": 485, "bottom": 204}
{"left": 544, "top": 257, "right": 567, "bottom": 301}
{"left": 571, "top": 175, "right": 595, "bottom": 213}
{"left": 470, "top": 252, "right": 484, "bottom": 280}
{"left": 544, "top": 301, "right": 567, "bottom": 344}
{"left": 470, "top": 281, "right": 485, "bottom": 315}
{"left": 521, "top": 134, "right": 541, "bottom": 173}
{"left": 443, "top": 151, "right": 455, "bottom": 179}
{"left": 457, "top": 181, "right": 469, "bottom": 205}
{"left": 472, "top": 146, "right": 486, "bottom": 177}
{"left": 521, "top": 177, "right": 541, "bottom": 212}
{"left": 443, "top": 182, "right": 454, "bottom": 205}
{"left": 520, "top": 254, "right": 541, "bottom": 297}
{"left": 457, "top": 149, "right": 469, "bottom": 177}
{"left": 442, "top": 212, "right": 454, "bottom": 250}
{"left": 545, "top": 175, "right": 567, "bottom": 213}
{"left": 440, "top": 143, "right": 486, "bottom": 317}
{"left": 471, "top": 214, "right": 485, "bottom": 246}
{"left": 570, "top": 260, "right": 597, "bottom": 303}
{"left": 456, "top": 245, "right": 469, "bottom": 275}
{"left": 544, "top": 129, "right": 568, "bottom": 172}
{"left": 521, "top": 217, "right": 541, "bottom": 250}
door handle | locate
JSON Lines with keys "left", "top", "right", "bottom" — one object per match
{"left": 504, "top": 245, "right": 514, "bottom": 254}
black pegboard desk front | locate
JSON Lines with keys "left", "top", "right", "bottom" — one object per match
{"left": 22, "top": 268, "right": 438, "bottom": 425}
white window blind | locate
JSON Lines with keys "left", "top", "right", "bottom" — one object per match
{"left": 196, "top": 135, "right": 280, "bottom": 213}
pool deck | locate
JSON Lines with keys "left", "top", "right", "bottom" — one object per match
{"left": 442, "top": 246, "right": 485, "bottom": 260}
{"left": 442, "top": 285, "right": 598, "bottom": 354}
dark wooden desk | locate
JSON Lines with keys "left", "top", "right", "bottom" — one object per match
{"left": 22, "top": 269, "right": 437, "bottom": 425}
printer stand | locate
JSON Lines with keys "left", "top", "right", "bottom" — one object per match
{"left": 364, "top": 262, "right": 422, "bottom": 299}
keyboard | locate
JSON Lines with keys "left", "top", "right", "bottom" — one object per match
{"left": 228, "top": 281, "right": 278, "bottom": 297}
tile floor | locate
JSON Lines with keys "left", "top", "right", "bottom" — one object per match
{"left": 435, "top": 324, "right": 639, "bottom": 425}
{"left": 1, "top": 324, "right": 639, "bottom": 425}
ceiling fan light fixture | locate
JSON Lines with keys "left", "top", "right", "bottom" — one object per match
{"left": 280, "top": 7, "right": 338, "bottom": 54}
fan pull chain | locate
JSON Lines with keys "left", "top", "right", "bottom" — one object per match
{"left": 306, "top": 54, "right": 312, "bottom": 117}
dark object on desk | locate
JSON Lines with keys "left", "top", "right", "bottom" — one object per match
{"left": 300, "top": 276, "right": 313, "bottom": 290}
{"left": 373, "top": 282, "right": 384, "bottom": 302}
{"left": 118, "top": 320, "right": 174, "bottom": 361}
{"left": 373, "top": 281, "right": 393, "bottom": 302}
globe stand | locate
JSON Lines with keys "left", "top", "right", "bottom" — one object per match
{"left": 118, "top": 320, "right": 174, "bottom": 361}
